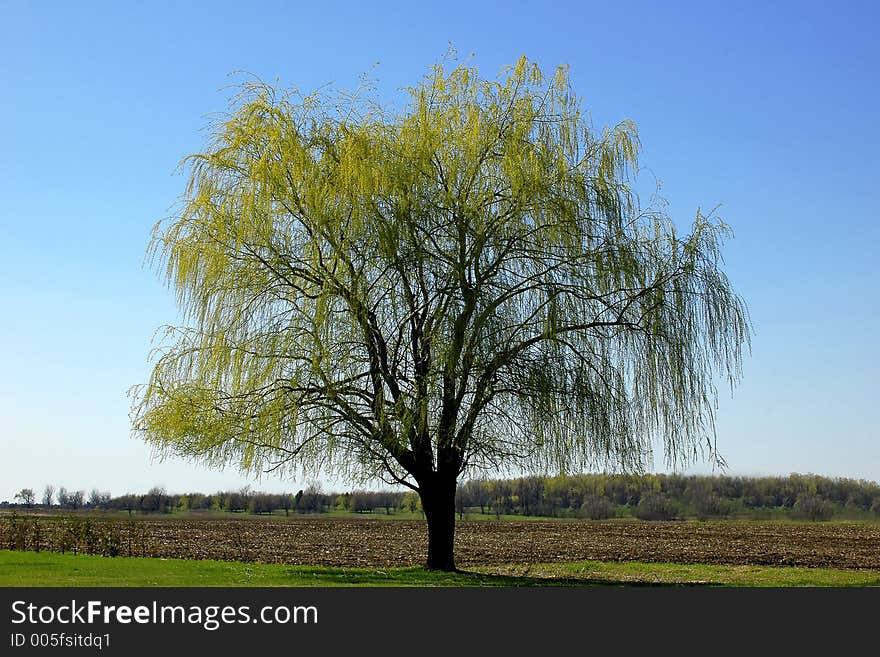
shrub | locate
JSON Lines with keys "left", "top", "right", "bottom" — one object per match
{"left": 578, "top": 496, "right": 616, "bottom": 520}
{"left": 792, "top": 495, "right": 835, "bottom": 521}
{"left": 100, "top": 520, "right": 122, "bottom": 557}
{"left": 3, "top": 512, "right": 30, "bottom": 550}
{"left": 694, "top": 494, "right": 733, "bottom": 520}
{"left": 634, "top": 492, "right": 679, "bottom": 520}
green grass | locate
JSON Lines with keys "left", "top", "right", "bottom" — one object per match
{"left": 2, "top": 550, "right": 878, "bottom": 587}
{"left": 0, "top": 551, "right": 565, "bottom": 587}
{"left": 476, "top": 561, "right": 880, "bottom": 587}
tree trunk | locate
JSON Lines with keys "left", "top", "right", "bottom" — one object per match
{"left": 419, "top": 476, "right": 457, "bottom": 571}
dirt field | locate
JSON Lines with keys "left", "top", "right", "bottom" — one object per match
{"left": 9, "top": 515, "right": 878, "bottom": 569}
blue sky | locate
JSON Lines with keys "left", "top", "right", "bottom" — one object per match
{"left": 1, "top": 0, "right": 878, "bottom": 498}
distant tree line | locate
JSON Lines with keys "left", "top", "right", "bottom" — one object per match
{"left": 455, "top": 473, "right": 880, "bottom": 521}
{"left": 5, "top": 473, "right": 880, "bottom": 521}
{"left": 3, "top": 484, "right": 413, "bottom": 517}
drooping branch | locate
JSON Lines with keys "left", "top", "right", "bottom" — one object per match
{"left": 133, "top": 55, "right": 749, "bottom": 494}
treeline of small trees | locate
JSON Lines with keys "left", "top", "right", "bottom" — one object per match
{"left": 9, "top": 486, "right": 110, "bottom": 511}
{"left": 455, "top": 473, "right": 880, "bottom": 521}
{"left": 4, "top": 484, "right": 412, "bottom": 517}
{"left": 2, "top": 512, "right": 149, "bottom": 558}
{"left": 7, "top": 473, "right": 880, "bottom": 521}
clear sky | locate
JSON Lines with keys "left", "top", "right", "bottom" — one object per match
{"left": 1, "top": 0, "right": 878, "bottom": 499}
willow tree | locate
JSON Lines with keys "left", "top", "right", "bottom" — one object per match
{"left": 133, "top": 56, "right": 750, "bottom": 570}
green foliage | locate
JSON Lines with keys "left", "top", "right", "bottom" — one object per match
{"left": 578, "top": 496, "right": 616, "bottom": 520}
{"left": 693, "top": 494, "right": 733, "bottom": 520}
{"left": 792, "top": 495, "right": 834, "bottom": 522}
{"left": 634, "top": 492, "right": 679, "bottom": 520}
{"left": 456, "top": 472, "right": 880, "bottom": 520}
{"left": 12, "top": 471, "right": 878, "bottom": 524}
{"left": 132, "top": 54, "right": 749, "bottom": 491}
{"left": 403, "top": 491, "right": 421, "bottom": 514}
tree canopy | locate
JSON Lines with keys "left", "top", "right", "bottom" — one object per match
{"left": 132, "top": 55, "right": 750, "bottom": 569}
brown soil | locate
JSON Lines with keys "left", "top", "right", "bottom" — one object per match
{"left": 60, "top": 516, "right": 880, "bottom": 569}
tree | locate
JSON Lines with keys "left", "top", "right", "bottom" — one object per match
{"left": 14, "top": 488, "right": 35, "bottom": 507}
{"left": 57, "top": 488, "right": 85, "bottom": 510}
{"left": 461, "top": 479, "right": 491, "bottom": 515}
{"left": 140, "top": 486, "right": 169, "bottom": 514}
{"left": 278, "top": 493, "right": 293, "bottom": 516}
{"left": 89, "top": 489, "right": 111, "bottom": 509}
{"left": 56, "top": 486, "right": 69, "bottom": 509}
{"left": 377, "top": 490, "right": 402, "bottom": 515}
{"left": 132, "top": 55, "right": 750, "bottom": 570}
{"left": 70, "top": 490, "right": 85, "bottom": 510}
{"left": 298, "top": 483, "right": 326, "bottom": 513}
{"left": 114, "top": 493, "right": 139, "bottom": 515}
{"left": 42, "top": 485, "right": 55, "bottom": 508}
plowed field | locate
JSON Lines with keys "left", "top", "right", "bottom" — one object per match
{"left": 20, "top": 516, "right": 877, "bottom": 569}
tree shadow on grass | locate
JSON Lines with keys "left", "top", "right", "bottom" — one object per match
{"left": 282, "top": 566, "right": 720, "bottom": 587}
{"left": 449, "top": 569, "right": 721, "bottom": 587}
